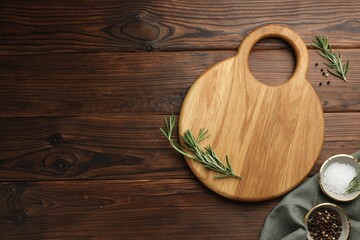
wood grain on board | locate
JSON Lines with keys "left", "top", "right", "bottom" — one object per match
{"left": 179, "top": 25, "right": 324, "bottom": 201}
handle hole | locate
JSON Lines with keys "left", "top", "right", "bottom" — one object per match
{"left": 249, "top": 38, "right": 296, "bottom": 86}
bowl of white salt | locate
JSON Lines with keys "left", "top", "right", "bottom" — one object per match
{"left": 319, "top": 154, "right": 360, "bottom": 202}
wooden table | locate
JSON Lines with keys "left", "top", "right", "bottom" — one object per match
{"left": 0, "top": 1, "right": 359, "bottom": 239}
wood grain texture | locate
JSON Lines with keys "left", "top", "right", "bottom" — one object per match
{"left": 0, "top": 49, "right": 359, "bottom": 117}
{"left": 0, "top": 0, "right": 359, "bottom": 53}
{"left": 0, "top": 179, "right": 279, "bottom": 239}
{"left": 179, "top": 25, "right": 324, "bottom": 201}
{"left": 0, "top": 113, "right": 358, "bottom": 181}
{"left": 0, "top": 1, "right": 359, "bottom": 239}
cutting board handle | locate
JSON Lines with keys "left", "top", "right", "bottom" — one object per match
{"left": 237, "top": 24, "right": 309, "bottom": 81}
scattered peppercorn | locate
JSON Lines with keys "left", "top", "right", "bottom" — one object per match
{"left": 327, "top": 81, "right": 331, "bottom": 85}
{"left": 321, "top": 69, "right": 324, "bottom": 72}
{"left": 315, "top": 63, "right": 318, "bottom": 67}
{"left": 319, "top": 82, "right": 322, "bottom": 86}
{"left": 307, "top": 208, "right": 342, "bottom": 240}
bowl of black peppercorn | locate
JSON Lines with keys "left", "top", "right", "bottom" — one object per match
{"left": 304, "top": 203, "right": 350, "bottom": 240}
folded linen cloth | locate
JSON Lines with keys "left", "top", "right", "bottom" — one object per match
{"left": 259, "top": 151, "right": 360, "bottom": 240}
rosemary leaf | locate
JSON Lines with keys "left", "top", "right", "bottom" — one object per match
{"left": 312, "top": 35, "right": 349, "bottom": 82}
{"left": 160, "top": 114, "right": 241, "bottom": 179}
{"left": 327, "top": 69, "right": 342, "bottom": 79}
{"left": 346, "top": 172, "right": 360, "bottom": 194}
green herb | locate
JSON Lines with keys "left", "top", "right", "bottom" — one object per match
{"left": 160, "top": 114, "right": 240, "bottom": 179}
{"left": 346, "top": 172, "right": 360, "bottom": 194}
{"left": 312, "top": 35, "right": 349, "bottom": 82}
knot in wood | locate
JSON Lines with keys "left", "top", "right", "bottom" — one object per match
{"left": 121, "top": 20, "right": 160, "bottom": 42}
{"left": 11, "top": 211, "right": 28, "bottom": 226}
{"left": 145, "top": 44, "right": 155, "bottom": 51}
{"left": 47, "top": 133, "right": 63, "bottom": 146}
{"left": 52, "top": 158, "right": 72, "bottom": 172}
{"left": 43, "top": 152, "right": 78, "bottom": 175}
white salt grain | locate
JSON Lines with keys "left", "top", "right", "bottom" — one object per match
{"left": 323, "top": 162, "right": 356, "bottom": 195}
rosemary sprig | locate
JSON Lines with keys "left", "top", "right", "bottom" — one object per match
{"left": 160, "top": 114, "right": 240, "bottom": 179}
{"left": 312, "top": 35, "right": 349, "bottom": 82}
{"left": 346, "top": 172, "right": 360, "bottom": 194}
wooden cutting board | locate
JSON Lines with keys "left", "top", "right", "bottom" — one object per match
{"left": 179, "top": 25, "right": 324, "bottom": 202}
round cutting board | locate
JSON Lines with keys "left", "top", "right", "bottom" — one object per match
{"left": 179, "top": 25, "right": 324, "bottom": 202}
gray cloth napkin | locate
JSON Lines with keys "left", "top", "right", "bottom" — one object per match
{"left": 259, "top": 151, "right": 360, "bottom": 240}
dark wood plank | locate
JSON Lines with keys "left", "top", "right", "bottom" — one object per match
{"left": 0, "top": 49, "right": 359, "bottom": 117}
{"left": 0, "top": 113, "right": 358, "bottom": 181}
{"left": 0, "top": 115, "right": 192, "bottom": 181}
{"left": 1, "top": 2, "right": 358, "bottom": 240}
{"left": 0, "top": 0, "right": 359, "bottom": 53}
{"left": 0, "top": 179, "right": 279, "bottom": 239}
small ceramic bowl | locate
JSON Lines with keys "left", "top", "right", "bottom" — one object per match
{"left": 319, "top": 154, "right": 360, "bottom": 201}
{"left": 304, "top": 203, "right": 351, "bottom": 240}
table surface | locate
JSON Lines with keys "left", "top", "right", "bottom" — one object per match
{"left": 0, "top": 1, "right": 359, "bottom": 239}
